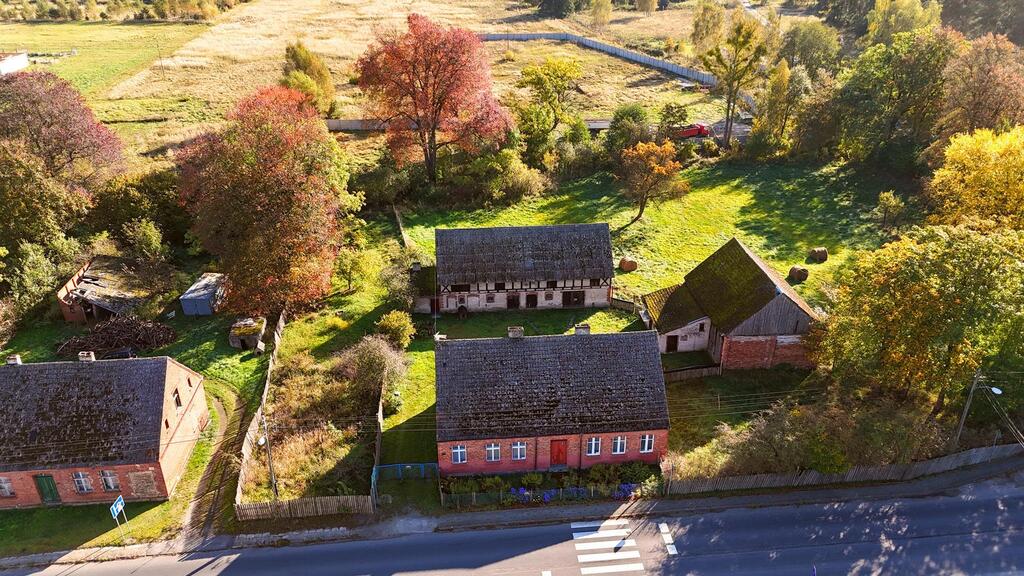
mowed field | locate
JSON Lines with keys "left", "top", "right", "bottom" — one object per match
{"left": 1, "top": 0, "right": 732, "bottom": 152}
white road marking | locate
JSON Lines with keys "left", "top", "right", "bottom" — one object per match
{"left": 658, "top": 523, "right": 670, "bottom": 534}
{"left": 660, "top": 533, "right": 673, "bottom": 544}
{"left": 572, "top": 528, "right": 631, "bottom": 540}
{"left": 666, "top": 544, "right": 678, "bottom": 555}
{"left": 574, "top": 539, "right": 637, "bottom": 551}
{"left": 542, "top": 572, "right": 552, "bottom": 576}
{"left": 580, "top": 563, "right": 646, "bottom": 574}
{"left": 571, "top": 519, "right": 630, "bottom": 529}
{"left": 577, "top": 551, "right": 642, "bottom": 563}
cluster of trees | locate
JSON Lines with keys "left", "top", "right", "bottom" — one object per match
{"left": 810, "top": 0, "right": 1022, "bottom": 44}
{"left": 0, "top": 0, "right": 248, "bottom": 21}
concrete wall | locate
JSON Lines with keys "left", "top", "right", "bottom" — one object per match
{"left": 720, "top": 335, "right": 813, "bottom": 369}
{"left": 437, "top": 429, "right": 668, "bottom": 476}
{"left": 0, "top": 463, "right": 167, "bottom": 509}
{"left": 439, "top": 280, "right": 611, "bottom": 313}
{"left": 657, "top": 318, "right": 710, "bottom": 353}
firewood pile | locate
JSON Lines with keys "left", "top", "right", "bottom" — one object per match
{"left": 57, "top": 316, "right": 177, "bottom": 358}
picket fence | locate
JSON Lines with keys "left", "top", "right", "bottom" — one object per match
{"left": 479, "top": 32, "right": 718, "bottom": 87}
{"left": 665, "top": 443, "right": 1024, "bottom": 495}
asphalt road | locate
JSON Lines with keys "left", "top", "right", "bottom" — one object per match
{"left": 7, "top": 477, "right": 1024, "bottom": 576}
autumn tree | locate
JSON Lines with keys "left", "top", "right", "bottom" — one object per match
{"left": 701, "top": 18, "right": 766, "bottom": 144}
{"left": 813, "top": 226, "right": 1024, "bottom": 416}
{"left": 591, "top": 0, "right": 612, "bottom": 29}
{"left": 862, "top": 0, "right": 941, "bottom": 46}
{"left": 747, "top": 60, "right": 810, "bottom": 158}
{"left": 691, "top": 0, "right": 726, "bottom": 54}
{"left": 513, "top": 58, "right": 583, "bottom": 167}
{"left": 781, "top": 20, "right": 841, "bottom": 79}
{"left": 927, "top": 127, "right": 1024, "bottom": 230}
{"left": 177, "top": 87, "right": 362, "bottom": 315}
{"left": 280, "top": 41, "right": 335, "bottom": 114}
{"left": 618, "top": 141, "right": 688, "bottom": 226}
{"left": 871, "top": 190, "right": 906, "bottom": 230}
{"left": 0, "top": 71, "right": 122, "bottom": 192}
{"left": 939, "top": 34, "right": 1024, "bottom": 137}
{"left": 941, "top": 0, "right": 1023, "bottom": 44}
{"left": 357, "top": 14, "right": 510, "bottom": 184}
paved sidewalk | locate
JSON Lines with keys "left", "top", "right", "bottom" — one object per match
{"left": 1, "top": 454, "right": 1021, "bottom": 571}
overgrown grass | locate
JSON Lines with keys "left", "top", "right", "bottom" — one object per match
{"left": 403, "top": 163, "right": 904, "bottom": 304}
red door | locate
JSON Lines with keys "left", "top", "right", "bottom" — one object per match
{"left": 550, "top": 440, "right": 567, "bottom": 467}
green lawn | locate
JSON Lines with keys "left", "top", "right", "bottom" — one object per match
{"left": 661, "top": 350, "right": 714, "bottom": 371}
{"left": 402, "top": 163, "right": 903, "bottom": 303}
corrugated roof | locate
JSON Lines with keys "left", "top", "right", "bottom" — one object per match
{"left": 180, "top": 272, "right": 225, "bottom": 302}
{"left": 0, "top": 357, "right": 192, "bottom": 472}
{"left": 683, "top": 238, "right": 818, "bottom": 332}
{"left": 641, "top": 283, "right": 707, "bottom": 333}
{"left": 434, "top": 224, "right": 614, "bottom": 285}
{"left": 434, "top": 331, "right": 668, "bottom": 442}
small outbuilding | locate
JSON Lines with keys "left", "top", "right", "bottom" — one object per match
{"left": 229, "top": 317, "right": 266, "bottom": 352}
{"left": 57, "top": 256, "right": 152, "bottom": 324}
{"left": 179, "top": 273, "right": 225, "bottom": 316}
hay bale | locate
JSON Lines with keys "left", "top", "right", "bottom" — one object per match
{"left": 618, "top": 258, "right": 638, "bottom": 273}
{"left": 788, "top": 265, "right": 809, "bottom": 283}
{"left": 809, "top": 247, "right": 829, "bottom": 263}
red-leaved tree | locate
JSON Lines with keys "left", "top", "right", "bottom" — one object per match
{"left": 357, "top": 14, "right": 510, "bottom": 184}
{"left": 177, "top": 87, "right": 362, "bottom": 315}
{"left": 0, "top": 71, "right": 122, "bottom": 193}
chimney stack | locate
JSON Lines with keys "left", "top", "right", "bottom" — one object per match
{"left": 78, "top": 351, "right": 96, "bottom": 362}
{"left": 6, "top": 354, "right": 21, "bottom": 365}
{"left": 507, "top": 326, "right": 524, "bottom": 339}
{"left": 574, "top": 323, "right": 591, "bottom": 335}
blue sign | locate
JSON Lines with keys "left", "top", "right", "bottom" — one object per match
{"left": 110, "top": 495, "right": 124, "bottom": 519}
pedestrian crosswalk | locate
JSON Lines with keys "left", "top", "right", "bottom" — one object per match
{"left": 566, "top": 519, "right": 645, "bottom": 575}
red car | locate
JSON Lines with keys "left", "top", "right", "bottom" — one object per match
{"left": 673, "top": 123, "right": 710, "bottom": 139}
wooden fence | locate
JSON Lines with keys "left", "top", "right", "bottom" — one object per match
{"left": 663, "top": 364, "right": 723, "bottom": 382}
{"left": 479, "top": 32, "right": 718, "bottom": 87}
{"left": 665, "top": 443, "right": 1024, "bottom": 495}
{"left": 233, "top": 311, "right": 382, "bottom": 520}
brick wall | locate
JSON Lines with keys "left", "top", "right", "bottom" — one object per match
{"left": 0, "top": 462, "right": 167, "bottom": 509}
{"left": 437, "top": 429, "right": 668, "bottom": 476}
{"left": 720, "top": 335, "right": 813, "bottom": 369}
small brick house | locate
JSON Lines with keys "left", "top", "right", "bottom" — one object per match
{"left": 434, "top": 328, "right": 669, "bottom": 476}
{"left": 415, "top": 223, "right": 615, "bottom": 314}
{"left": 57, "top": 256, "right": 152, "bottom": 324}
{"left": 0, "top": 355, "right": 209, "bottom": 508}
{"left": 641, "top": 238, "right": 819, "bottom": 369}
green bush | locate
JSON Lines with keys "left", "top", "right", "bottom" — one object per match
{"left": 374, "top": 310, "right": 415, "bottom": 350}
{"left": 586, "top": 463, "right": 620, "bottom": 486}
{"left": 521, "top": 472, "right": 543, "bottom": 490}
{"left": 699, "top": 138, "right": 720, "bottom": 157}
{"left": 480, "top": 476, "right": 507, "bottom": 493}
{"left": 121, "top": 218, "right": 167, "bottom": 262}
{"left": 619, "top": 461, "right": 657, "bottom": 484}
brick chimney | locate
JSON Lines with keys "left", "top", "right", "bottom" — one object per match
{"left": 78, "top": 351, "right": 96, "bottom": 362}
{"left": 6, "top": 354, "right": 21, "bottom": 365}
{"left": 507, "top": 326, "right": 524, "bottom": 338}
{"left": 574, "top": 323, "right": 591, "bottom": 335}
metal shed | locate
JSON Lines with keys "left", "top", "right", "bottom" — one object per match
{"left": 179, "top": 273, "right": 225, "bottom": 316}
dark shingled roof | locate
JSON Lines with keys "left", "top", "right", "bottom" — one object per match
{"left": 641, "top": 283, "right": 707, "bottom": 333}
{"left": 435, "top": 224, "right": 614, "bottom": 285}
{"left": 0, "top": 357, "right": 189, "bottom": 472}
{"left": 683, "top": 238, "right": 818, "bottom": 332}
{"left": 434, "top": 331, "right": 668, "bottom": 442}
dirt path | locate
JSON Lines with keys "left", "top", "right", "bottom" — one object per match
{"left": 179, "top": 393, "right": 236, "bottom": 545}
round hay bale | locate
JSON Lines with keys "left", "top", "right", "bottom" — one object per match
{"left": 788, "top": 265, "right": 809, "bottom": 283}
{"left": 809, "top": 247, "right": 829, "bottom": 263}
{"left": 618, "top": 258, "right": 638, "bottom": 273}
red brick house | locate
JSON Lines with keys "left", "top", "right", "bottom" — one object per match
{"left": 434, "top": 327, "right": 669, "bottom": 476}
{"left": 641, "top": 238, "right": 819, "bottom": 369}
{"left": 0, "top": 354, "right": 209, "bottom": 508}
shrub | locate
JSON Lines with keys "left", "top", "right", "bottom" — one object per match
{"left": 121, "top": 218, "right": 167, "bottom": 262}
{"left": 324, "top": 315, "right": 350, "bottom": 332}
{"left": 480, "top": 476, "right": 507, "bottom": 493}
{"left": 375, "top": 310, "right": 415, "bottom": 350}
{"left": 586, "top": 463, "right": 620, "bottom": 486}
{"left": 445, "top": 476, "right": 479, "bottom": 494}
{"left": 699, "top": 138, "right": 720, "bottom": 157}
{"left": 521, "top": 472, "right": 543, "bottom": 490}
{"left": 605, "top": 104, "right": 653, "bottom": 160}
{"left": 501, "top": 49, "right": 517, "bottom": 62}
{"left": 619, "top": 461, "right": 657, "bottom": 484}
{"left": 338, "top": 335, "right": 408, "bottom": 416}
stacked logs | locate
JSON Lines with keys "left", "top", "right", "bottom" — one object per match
{"left": 57, "top": 316, "right": 177, "bottom": 358}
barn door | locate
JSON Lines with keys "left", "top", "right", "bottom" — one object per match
{"left": 666, "top": 335, "right": 679, "bottom": 352}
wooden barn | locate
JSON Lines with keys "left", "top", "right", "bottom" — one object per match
{"left": 641, "top": 238, "right": 819, "bottom": 369}
{"left": 421, "top": 223, "right": 614, "bottom": 314}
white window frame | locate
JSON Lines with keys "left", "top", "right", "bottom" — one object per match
{"left": 0, "top": 477, "right": 13, "bottom": 497}
{"left": 612, "top": 436, "right": 627, "bottom": 455}
{"left": 73, "top": 471, "right": 93, "bottom": 493}
{"left": 586, "top": 436, "right": 601, "bottom": 456}
{"left": 100, "top": 470, "right": 120, "bottom": 492}
{"left": 451, "top": 445, "right": 467, "bottom": 464}
{"left": 511, "top": 441, "right": 527, "bottom": 461}
{"left": 640, "top": 434, "right": 655, "bottom": 453}
{"left": 485, "top": 443, "right": 501, "bottom": 462}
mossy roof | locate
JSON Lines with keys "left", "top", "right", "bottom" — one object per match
{"left": 641, "top": 283, "right": 707, "bottom": 333}
{"left": 66, "top": 256, "right": 152, "bottom": 315}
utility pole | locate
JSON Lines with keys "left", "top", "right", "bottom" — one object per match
{"left": 261, "top": 413, "right": 279, "bottom": 501}
{"left": 953, "top": 370, "right": 982, "bottom": 450}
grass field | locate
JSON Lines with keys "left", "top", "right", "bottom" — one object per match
{"left": 402, "top": 163, "right": 902, "bottom": 303}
